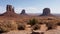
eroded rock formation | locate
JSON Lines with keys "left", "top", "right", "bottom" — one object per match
{"left": 20, "top": 9, "right": 27, "bottom": 15}
{"left": 2, "top": 5, "right": 16, "bottom": 17}
{"left": 40, "top": 8, "right": 53, "bottom": 16}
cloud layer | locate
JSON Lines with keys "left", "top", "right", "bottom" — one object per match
{"left": 0, "top": 6, "right": 60, "bottom": 14}
{"left": 15, "top": 7, "right": 43, "bottom": 14}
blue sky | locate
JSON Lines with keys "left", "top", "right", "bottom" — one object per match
{"left": 0, "top": 0, "right": 60, "bottom": 14}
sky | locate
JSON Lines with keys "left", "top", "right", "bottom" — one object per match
{"left": 0, "top": 0, "right": 60, "bottom": 14}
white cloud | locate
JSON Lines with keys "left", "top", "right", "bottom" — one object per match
{"left": 15, "top": 7, "right": 43, "bottom": 14}
{"left": 0, "top": 6, "right": 6, "bottom": 14}
{"left": 0, "top": 6, "right": 60, "bottom": 14}
{"left": 50, "top": 7, "right": 60, "bottom": 14}
{"left": 15, "top": 7, "right": 60, "bottom": 14}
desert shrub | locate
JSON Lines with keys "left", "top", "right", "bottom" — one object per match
{"left": 0, "top": 20, "right": 18, "bottom": 33}
{"left": 15, "top": 21, "right": 25, "bottom": 30}
{"left": 47, "top": 18, "right": 53, "bottom": 20}
{"left": 39, "top": 22, "right": 44, "bottom": 25}
{"left": 40, "top": 32, "right": 44, "bottom": 34}
{"left": 45, "top": 23, "right": 53, "bottom": 30}
{"left": 33, "top": 24, "right": 40, "bottom": 30}
{"left": 18, "top": 25, "right": 25, "bottom": 30}
{"left": 17, "top": 23, "right": 25, "bottom": 30}
{"left": 0, "top": 26, "right": 9, "bottom": 33}
{"left": 4, "top": 20, "right": 18, "bottom": 30}
{"left": 28, "top": 18, "right": 38, "bottom": 26}
{"left": 56, "top": 22, "right": 60, "bottom": 26}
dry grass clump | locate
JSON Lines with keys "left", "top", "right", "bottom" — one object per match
{"left": 0, "top": 25, "right": 9, "bottom": 33}
{"left": 0, "top": 20, "right": 18, "bottom": 33}
{"left": 28, "top": 18, "right": 38, "bottom": 26}
{"left": 38, "top": 18, "right": 59, "bottom": 30}
{"left": 15, "top": 21, "right": 25, "bottom": 30}
{"left": 17, "top": 24, "right": 25, "bottom": 30}
{"left": 31, "top": 31, "right": 40, "bottom": 34}
{"left": 32, "top": 24, "right": 40, "bottom": 30}
{"left": 43, "top": 20, "right": 58, "bottom": 30}
{"left": 56, "top": 22, "right": 60, "bottom": 26}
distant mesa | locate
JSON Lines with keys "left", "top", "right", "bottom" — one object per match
{"left": 0, "top": 5, "right": 54, "bottom": 17}
{"left": 20, "top": 9, "right": 27, "bottom": 15}
{"left": 0, "top": 5, "right": 17, "bottom": 17}
{"left": 40, "top": 8, "right": 53, "bottom": 16}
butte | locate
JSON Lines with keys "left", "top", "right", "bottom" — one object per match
{"left": 40, "top": 8, "right": 53, "bottom": 16}
{"left": 0, "top": 5, "right": 18, "bottom": 17}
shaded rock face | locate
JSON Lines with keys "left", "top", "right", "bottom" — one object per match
{"left": 6, "top": 5, "right": 13, "bottom": 12}
{"left": 20, "top": 9, "right": 27, "bottom": 15}
{"left": 43, "top": 8, "right": 50, "bottom": 15}
{"left": 40, "top": 8, "right": 52, "bottom": 16}
{"left": 2, "top": 5, "right": 16, "bottom": 17}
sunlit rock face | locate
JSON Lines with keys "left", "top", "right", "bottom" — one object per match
{"left": 40, "top": 8, "right": 53, "bottom": 16}
{"left": 20, "top": 9, "right": 27, "bottom": 15}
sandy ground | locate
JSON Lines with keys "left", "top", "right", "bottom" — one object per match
{"left": 2, "top": 25, "right": 60, "bottom": 34}
{"left": 2, "top": 30, "right": 31, "bottom": 34}
{"left": 2, "top": 29, "right": 60, "bottom": 34}
{"left": 45, "top": 29, "right": 60, "bottom": 34}
{"left": 44, "top": 26, "right": 60, "bottom": 34}
{"left": 2, "top": 28, "right": 60, "bottom": 34}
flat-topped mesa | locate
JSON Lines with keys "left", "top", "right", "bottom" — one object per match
{"left": 40, "top": 8, "right": 53, "bottom": 16}
{"left": 3, "top": 5, "right": 16, "bottom": 17}
{"left": 20, "top": 9, "right": 27, "bottom": 15}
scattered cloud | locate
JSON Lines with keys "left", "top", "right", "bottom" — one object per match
{"left": 15, "top": 7, "right": 43, "bottom": 14}
{"left": 0, "top": 6, "right": 60, "bottom": 14}
{"left": 0, "top": 6, "right": 6, "bottom": 14}
{"left": 50, "top": 7, "right": 60, "bottom": 14}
